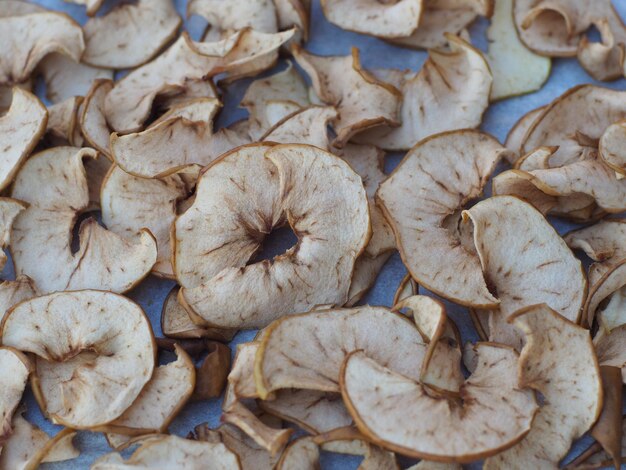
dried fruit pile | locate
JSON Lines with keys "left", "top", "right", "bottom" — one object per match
{"left": 0, "top": 0, "right": 624, "bottom": 469}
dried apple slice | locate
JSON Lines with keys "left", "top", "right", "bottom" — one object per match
{"left": 0, "top": 12, "right": 84, "bottom": 86}
{"left": 0, "top": 414, "right": 78, "bottom": 469}
{"left": 105, "top": 29, "right": 293, "bottom": 133}
{"left": 486, "top": 0, "right": 550, "bottom": 101}
{"left": 358, "top": 36, "right": 491, "bottom": 150}
{"left": 521, "top": 85, "right": 626, "bottom": 167}
{"left": 263, "top": 106, "right": 337, "bottom": 150}
{"left": 292, "top": 46, "right": 401, "bottom": 147}
{"left": 80, "top": 79, "right": 113, "bottom": 158}
{"left": 222, "top": 400, "right": 291, "bottom": 456}
{"left": 175, "top": 144, "right": 370, "bottom": 329}
{"left": 504, "top": 105, "right": 546, "bottom": 160}
{"left": 320, "top": 0, "right": 422, "bottom": 38}
{"left": 193, "top": 422, "right": 281, "bottom": 469}
{"left": 101, "top": 165, "right": 188, "bottom": 278}
{"left": 277, "top": 431, "right": 398, "bottom": 470}
{"left": 254, "top": 306, "right": 430, "bottom": 398}
{"left": 45, "top": 97, "right": 83, "bottom": 147}
{"left": 600, "top": 120, "right": 626, "bottom": 175}
{"left": 0, "top": 276, "right": 37, "bottom": 325}
{"left": 1, "top": 291, "right": 155, "bottom": 430}
{"left": 565, "top": 219, "right": 626, "bottom": 274}
{"left": 578, "top": 18, "right": 626, "bottom": 82}
{"left": 111, "top": 98, "right": 222, "bottom": 178}
{"left": 10, "top": 147, "right": 157, "bottom": 294}
{"left": 37, "top": 53, "right": 113, "bottom": 104}
{"left": 240, "top": 63, "right": 310, "bottom": 140}
{"left": 483, "top": 304, "right": 602, "bottom": 469}
{"left": 228, "top": 342, "right": 261, "bottom": 401}
{"left": 0, "top": 88, "right": 47, "bottom": 192}
{"left": 161, "top": 287, "right": 236, "bottom": 341}
{"left": 0, "top": 347, "right": 31, "bottom": 445}
{"left": 92, "top": 435, "right": 241, "bottom": 469}
{"left": 514, "top": 0, "right": 626, "bottom": 59}
{"left": 595, "top": 326, "right": 626, "bottom": 383}
{"left": 341, "top": 343, "right": 537, "bottom": 462}
{"left": 493, "top": 157, "right": 626, "bottom": 214}
{"left": 377, "top": 130, "right": 506, "bottom": 307}
{"left": 104, "top": 345, "right": 195, "bottom": 450}
{"left": 338, "top": 143, "right": 395, "bottom": 257}
{"left": 514, "top": 146, "right": 554, "bottom": 171}
{"left": 83, "top": 0, "right": 181, "bottom": 69}
{"left": 188, "top": 0, "right": 278, "bottom": 36}
{"left": 584, "top": 260, "right": 626, "bottom": 332}
{"left": 463, "top": 196, "right": 586, "bottom": 348}
{"left": 388, "top": 0, "right": 493, "bottom": 50}
{"left": 260, "top": 389, "right": 353, "bottom": 434}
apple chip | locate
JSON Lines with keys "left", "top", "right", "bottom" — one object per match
{"left": 0, "top": 276, "right": 37, "bottom": 325}
{"left": 341, "top": 344, "right": 537, "bottom": 462}
{"left": 263, "top": 106, "right": 337, "bottom": 150}
{"left": 45, "top": 97, "right": 83, "bottom": 147}
{"left": 493, "top": 157, "right": 626, "bottom": 214}
{"left": 0, "top": 414, "right": 78, "bottom": 469}
{"left": 175, "top": 144, "right": 370, "bottom": 329}
{"left": 254, "top": 306, "right": 429, "bottom": 398}
{"left": 104, "top": 345, "right": 195, "bottom": 450}
{"left": 260, "top": 389, "right": 353, "bottom": 434}
{"left": 514, "top": 146, "right": 554, "bottom": 171}
{"left": 388, "top": 0, "right": 493, "bottom": 50}
{"left": 276, "top": 437, "right": 318, "bottom": 470}
{"left": 0, "top": 347, "right": 31, "bottom": 444}
{"left": 407, "top": 463, "right": 461, "bottom": 470}
{"left": 320, "top": 0, "right": 422, "bottom": 38}
{"left": 193, "top": 422, "right": 281, "bottom": 470}
{"left": 0, "top": 12, "right": 84, "bottom": 86}
{"left": 83, "top": 0, "right": 181, "bottom": 69}
{"left": 0, "top": 88, "right": 47, "bottom": 192}
{"left": 37, "top": 53, "right": 113, "bottom": 104}
{"left": 377, "top": 130, "right": 506, "bottom": 307}
{"left": 520, "top": 85, "right": 626, "bottom": 167}
{"left": 358, "top": 36, "right": 491, "bottom": 150}
{"left": 112, "top": 98, "right": 221, "bottom": 178}
{"left": 504, "top": 105, "right": 546, "bottom": 161}
{"left": 161, "top": 287, "right": 236, "bottom": 341}
{"left": 105, "top": 29, "right": 293, "bottom": 133}
{"left": 584, "top": 260, "right": 626, "bottom": 332}
{"left": 80, "top": 79, "right": 113, "bottom": 158}
{"left": 91, "top": 435, "right": 241, "bottom": 469}
{"left": 595, "top": 326, "right": 626, "bottom": 383}
{"left": 101, "top": 165, "right": 189, "bottom": 278}
{"left": 486, "top": 0, "right": 551, "bottom": 101}
{"left": 188, "top": 0, "right": 278, "bottom": 36}
{"left": 578, "top": 18, "right": 626, "bottom": 82}
{"left": 463, "top": 196, "right": 586, "bottom": 347}
{"left": 222, "top": 400, "right": 292, "bottom": 455}
{"left": 10, "top": 147, "right": 157, "bottom": 294}
{"left": 240, "top": 62, "right": 309, "bottom": 140}
{"left": 292, "top": 46, "right": 401, "bottom": 147}
{"left": 1, "top": 291, "right": 156, "bottom": 429}
{"left": 513, "top": 0, "right": 626, "bottom": 60}
{"left": 565, "top": 219, "right": 626, "bottom": 273}
{"left": 338, "top": 143, "right": 395, "bottom": 257}
{"left": 483, "top": 304, "right": 602, "bottom": 469}
{"left": 600, "top": 120, "right": 626, "bottom": 175}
